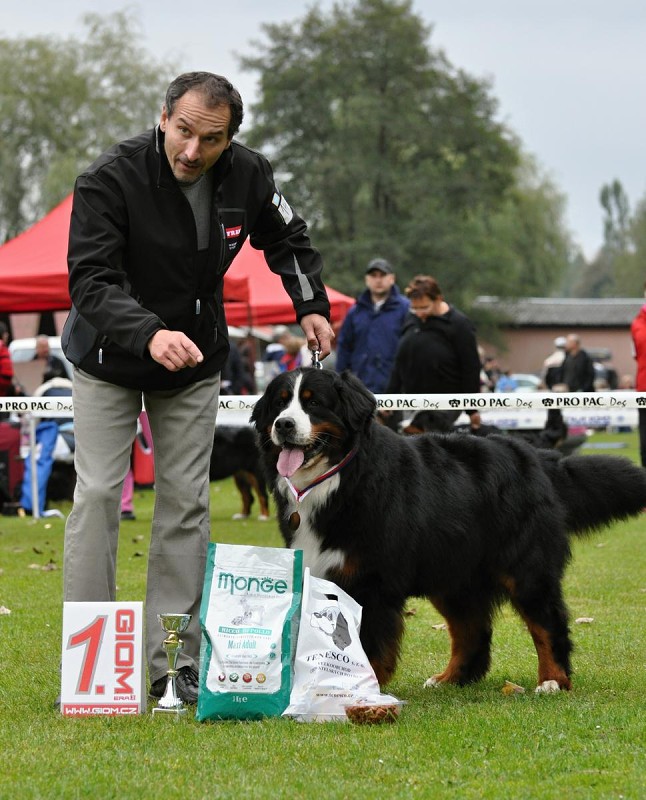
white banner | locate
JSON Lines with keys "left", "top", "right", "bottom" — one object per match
{"left": 2, "top": 391, "right": 646, "bottom": 417}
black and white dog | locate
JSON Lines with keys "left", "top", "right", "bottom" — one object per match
{"left": 251, "top": 368, "right": 646, "bottom": 691}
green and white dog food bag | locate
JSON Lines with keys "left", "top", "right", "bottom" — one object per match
{"left": 196, "top": 542, "right": 303, "bottom": 721}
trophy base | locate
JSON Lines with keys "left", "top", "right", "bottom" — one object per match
{"left": 152, "top": 705, "right": 188, "bottom": 716}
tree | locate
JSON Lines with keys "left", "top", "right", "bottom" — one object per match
{"left": 0, "top": 10, "right": 176, "bottom": 243}
{"left": 238, "top": 0, "right": 572, "bottom": 303}
{"left": 571, "top": 179, "right": 635, "bottom": 297}
{"left": 600, "top": 179, "right": 631, "bottom": 255}
{"left": 614, "top": 194, "right": 646, "bottom": 296}
{"left": 464, "top": 155, "right": 574, "bottom": 301}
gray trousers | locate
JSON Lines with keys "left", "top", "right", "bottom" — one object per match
{"left": 63, "top": 368, "right": 220, "bottom": 684}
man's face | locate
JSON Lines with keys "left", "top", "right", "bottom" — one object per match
{"left": 565, "top": 336, "right": 577, "bottom": 353}
{"left": 365, "top": 270, "right": 395, "bottom": 300}
{"left": 160, "top": 89, "right": 233, "bottom": 185}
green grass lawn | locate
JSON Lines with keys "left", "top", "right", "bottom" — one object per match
{"left": 0, "top": 430, "right": 644, "bottom": 799}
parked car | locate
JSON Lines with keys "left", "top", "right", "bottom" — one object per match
{"left": 586, "top": 348, "right": 618, "bottom": 389}
{"left": 508, "top": 373, "right": 542, "bottom": 392}
{"left": 9, "top": 336, "right": 74, "bottom": 394}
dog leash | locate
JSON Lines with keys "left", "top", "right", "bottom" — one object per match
{"left": 284, "top": 446, "right": 359, "bottom": 531}
{"left": 311, "top": 349, "right": 322, "bottom": 369}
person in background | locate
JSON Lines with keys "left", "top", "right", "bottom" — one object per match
{"left": 220, "top": 339, "right": 253, "bottom": 394}
{"left": 335, "top": 258, "right": 410, "bottom": 394}
{"left": 630, "top": 285, "right": 646, "bottom": 466}
{"left": 387, "top": 274, "right": 482, "bottom": 431}
{"left": 495, "top": 370, "right": 518, "bottom": 393}
{"left": 542, "top": 336, "right": 567, "bottom": 389}
{"left": 561, "top": 334, "right": 595, "bottom": 392}
{"left": 120, "top": 412, "right": 154, "bottom": 521}
{"left": 279, "top": 334, "right": 307, "bottom": 371}
{"left": 540, "top": 336, "right": 569, "bottom": 445}
{"left": 61, "top": 71, "right": 333, "bottom": 706}
{"left": 482, "top": 355, "right": 501, "bottom": 392}
{"left": 263, "top": 325, "right": 290, "bottom": 365}
{"left": 0, "top": 322, "right": 14, "bottom": 398}
{"left": 33, "top": 335, "right": 67, "bottom": 382}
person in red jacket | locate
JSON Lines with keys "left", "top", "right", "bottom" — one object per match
{"left": 630, "top": 284, "right": 646, "bottom": 466}
{"left": 0, "top": 322, "right": 15, "bottom": 398}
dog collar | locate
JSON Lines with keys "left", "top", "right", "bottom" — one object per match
{"left": 283, "top": 446, "right": 359, "bottom": 530}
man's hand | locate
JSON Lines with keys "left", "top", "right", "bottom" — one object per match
{"left": 148, "top": 330, "right": 204, "bottom": 371}
{"left": 299, "top": 314, "right": 335, "bottom": 359}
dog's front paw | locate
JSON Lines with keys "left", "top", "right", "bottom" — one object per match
{"left": 232, "top": 513, "right": 250, "bottom": 521}
{"left": 535, "top": 680, "right": 561, "bottom": 694}
{"left": 423, "top": 675, "right": 444, "bottom": 689}
{"left": 257, "top": 514, "right": 270, "bottom": 522}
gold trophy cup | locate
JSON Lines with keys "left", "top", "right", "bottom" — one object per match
{"left": 152, "top": 613, "right": 192, "bottom": 715}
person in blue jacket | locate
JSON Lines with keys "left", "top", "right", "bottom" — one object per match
{"left": 335, "top": 258, "right": 410, "bottom": 393}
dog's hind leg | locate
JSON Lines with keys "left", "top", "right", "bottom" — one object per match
{"left": 505, "top": 576, "right": 573, "bottom": 692}
{"left": 424, "top": 598, "right": 494, "bottom": 688}
{"left": 233, "top": 472, "right": 253, "bottom": 519}
{"left": 247, "top": 471, "right": 270, "bottom": 519}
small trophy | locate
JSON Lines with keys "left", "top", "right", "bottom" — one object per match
{"left": 152, "top": 613, "right": 192, "bottom": 716}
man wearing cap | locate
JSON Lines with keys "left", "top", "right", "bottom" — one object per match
{"left": 335, "top": 258, "right": 410, "bottom": 393}
{"left": 542, "top": 336, "right": 567, "bottom": 390}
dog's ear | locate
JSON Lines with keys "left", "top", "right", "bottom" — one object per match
{"left": 249, "top": 393, "right": 265, "bottom": 430}
{"left": 336, "top": 370, "right": 377, "bottom": 432}
{"left": 250, "top": 380, "right": 277, "bottom": 431}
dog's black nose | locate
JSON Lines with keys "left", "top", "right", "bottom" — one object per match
{"left": 274, "top": 416, "right": 296, "bottom": 435}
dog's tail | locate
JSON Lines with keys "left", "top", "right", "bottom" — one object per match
{"left": 544, "top": 451, "right": 646, "bottom": 536}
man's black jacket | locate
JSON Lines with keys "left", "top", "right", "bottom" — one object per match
{"left": 63, "top": 127, "right": 329, "bottom": 390}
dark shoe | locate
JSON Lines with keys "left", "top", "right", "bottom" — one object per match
{"left": 149, "top": 666, "right": 199, "bottom": 705}
{"left": 120, "top": 510, "right": 136, "bottom": 521}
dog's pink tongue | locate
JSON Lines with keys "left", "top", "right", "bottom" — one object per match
{"left": 277, "top": 447, "right": 305, "bottom": 478}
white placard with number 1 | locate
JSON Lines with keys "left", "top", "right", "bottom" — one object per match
{"left": 60, "top": 601, "right": 146, "bottom": 716}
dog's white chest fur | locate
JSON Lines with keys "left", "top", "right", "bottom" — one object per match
{"left": 271, "top": 372, "right": 347, "bottom": 578}
{"left": 290, "top": 523, "right": 346, "bottom": 579}
{"left": 278, "top": 481, "right": 346, "bottom": 578}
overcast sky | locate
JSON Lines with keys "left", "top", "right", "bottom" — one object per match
{"left": 3, "top": 0, "right": 645, "bottom": 261}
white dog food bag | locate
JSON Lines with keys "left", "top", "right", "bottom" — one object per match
{"left": 196, "top": 542, "right": 303, "bottom": 721}
{"left": 283, "top": 568, "right": 398, "bottom": 722}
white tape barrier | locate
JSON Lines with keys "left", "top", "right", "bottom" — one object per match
{"left": 1, "top": 390, "right": 644, "bottom": 427}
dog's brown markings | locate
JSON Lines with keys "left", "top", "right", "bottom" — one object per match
{"left": 521, "top": 619, "right": 571, "bottom": 690}
{"left": 329, "top": 555, "right": 361, "bottom": 581}
{"left": 500, "top": 574, "right": 571, "bottom": 689}
{"left": 302, "top": 388, "right": 313, "bottom": 400}
{"left": 428, "top": 615, "right": 490, "bottom": 685}
{"left": 234, "top": 470, "right": 270, "bottom": 517}
{"left": 499, "top": 575, "right": 517, "bottom": 594}
{"left": 312, "top": 421, "right": 344, "bottom": 439}
{"left": 402, "top": 423, "right": 424, "bottom": 435}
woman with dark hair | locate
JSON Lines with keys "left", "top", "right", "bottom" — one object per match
{"left": 387, "top": 275, "right": 482, "bottom": 431}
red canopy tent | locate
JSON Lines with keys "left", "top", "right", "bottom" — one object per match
{"left": 0, "top": 195, "right": 73, "bottom": 313}
{"left": 0, "top": 194, "right": 353, "bottom": 324}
